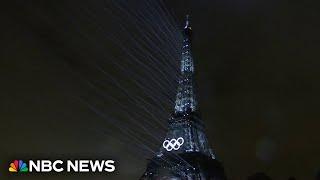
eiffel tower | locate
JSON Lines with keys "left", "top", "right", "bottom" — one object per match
{"left": 140, "top": 15, "right": 226, "bottom": 180}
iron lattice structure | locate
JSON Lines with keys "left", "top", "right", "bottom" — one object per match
{"left": 140, "top": 15, "right": 226, "bottom": 180}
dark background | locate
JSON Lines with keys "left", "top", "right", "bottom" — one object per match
{"left": 1, "top": 0, "right": 320, "bottom": 179}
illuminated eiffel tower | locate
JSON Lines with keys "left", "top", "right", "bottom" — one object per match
{"left": 140, "top": 15, "right": 226, "bottom": 180}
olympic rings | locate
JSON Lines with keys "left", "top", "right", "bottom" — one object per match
{"left": 162, "top": 137, "right": 184, "bottom": 151}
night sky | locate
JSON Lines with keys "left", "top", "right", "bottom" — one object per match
{"left": 1, "top": 0, "right": 320, "bottom": 179}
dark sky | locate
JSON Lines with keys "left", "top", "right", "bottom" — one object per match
{"left": 1, "top": 0, "right": 320, "bottom": 179}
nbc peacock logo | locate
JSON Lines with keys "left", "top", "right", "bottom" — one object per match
{"left": 9, "top": 160, "right": 28, "bottom": 173}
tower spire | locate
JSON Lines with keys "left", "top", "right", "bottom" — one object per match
{"left": 174, "top": 14, "right": 197, "bottom": 114}
{"left": 184, "top": 14, "right": 192, "bottom": 34}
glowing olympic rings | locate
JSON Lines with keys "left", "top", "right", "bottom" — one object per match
{"left": 162, "top": 137, "right": 184, "bottom": 151}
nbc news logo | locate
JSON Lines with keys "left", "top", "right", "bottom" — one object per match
{"left": 9, "top": 159, "right": 115, "bottom": 173}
